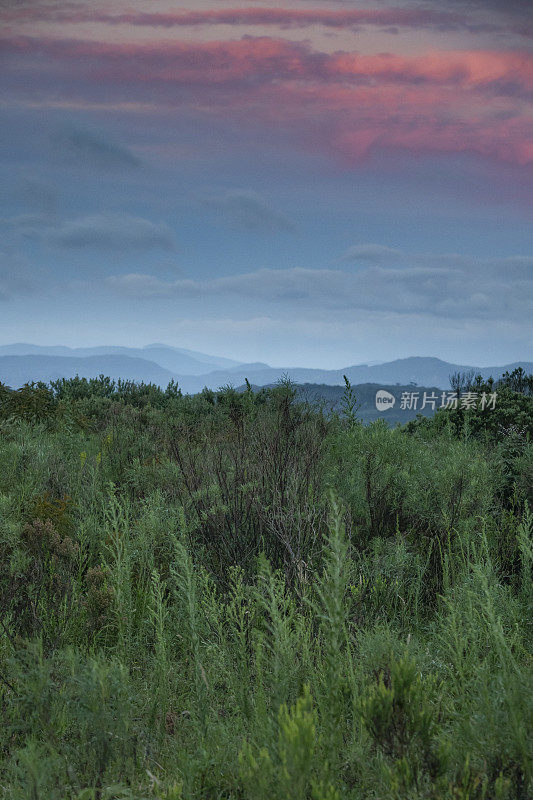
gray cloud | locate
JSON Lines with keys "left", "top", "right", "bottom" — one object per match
{"left": 341, "top": 244, "right": 404, "bottom": 263}
{"left": 341, "top": 244, "right": 533, "bottom": 276}
{"left": 57, "top": 128, "right": 141, "bottom": 169}
{"left": 48, "top": 213, "right": 176, "bottom": 251}
{"left": 0, "top": 213, "right": 57, "bottom": 240}
{"left": 416, "top": 0, "right": 533, "bottom": 35}
{"left": 103, "top": 248, "right": 533, "bottom": 321}
{"left": 434, "top": 0, "right": 531, "bottom": 10}
{"left": 199, "top": 190, "right": 295, "bottom": 234}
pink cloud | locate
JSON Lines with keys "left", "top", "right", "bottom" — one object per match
{"left": 0, "top": 4, "right": 509, "bottom": 35}
{"left": 2, "top": 34, "right": 532, "bottom": 167}
{"left": 6, "top": 35, "right": 530, "bottom": 94}
{"left": 329, "top": 49, "right": 533, "bottom": 94}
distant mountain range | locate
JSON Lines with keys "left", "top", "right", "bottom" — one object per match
{"left": 0, "top": 343, "right": 531, "bottom": 394}
{"left": 0, "top": 343, "right": 240, "bottom": 376}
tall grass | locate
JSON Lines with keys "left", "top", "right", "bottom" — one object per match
{"left": 0, "top": 380, "right": 531, "bottom": 798}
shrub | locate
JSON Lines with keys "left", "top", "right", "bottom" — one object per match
{"left": 0, "top": 374, "right": 531, "bottom": 798}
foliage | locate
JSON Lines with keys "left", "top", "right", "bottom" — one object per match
{"left": 0, "top": 375, "right": 531, "bottom": 798}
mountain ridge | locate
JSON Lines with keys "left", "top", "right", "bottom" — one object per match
{"left": 0, "top": 345, "right": 531, "bottom": 392}
{"left": 0, "top": 343, "right": 243, "bottom": 377}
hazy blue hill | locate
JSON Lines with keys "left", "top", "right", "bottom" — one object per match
{"left": 226, "top": 361, "right": 271, "bottom": 373}
{"left": 100, "top": 345, "right": 225, "bottom": 376}
{"left": 0, "top": 355, "right": 177, "bottom": 389}
{"left": 0, "top": 344, "right": 77, "bottom": 357}
{"left": 144, "top": 344, "right": 241, "bottom": 370}
{"left": 176, "top": 358, "right": 533, "bottom": 394}
{"left": 0, "top": 346, "right": 531, "bottom": 392}
{"left": 0, "top": 343, "right": 244, "bottom": 377}
{"left": 342, "top": 357, "right": 533, "bottom": 388}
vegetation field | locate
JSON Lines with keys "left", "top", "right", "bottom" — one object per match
{"left": 0, "top": 371, "right": 531, "bottom": 799}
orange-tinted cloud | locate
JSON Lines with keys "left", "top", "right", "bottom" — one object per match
{"left": 2, "top": 34, "right": 532, "bottom": 166}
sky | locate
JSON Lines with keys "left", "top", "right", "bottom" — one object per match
{"left": 0, "top": 0, "right": 532, "bottom": 368}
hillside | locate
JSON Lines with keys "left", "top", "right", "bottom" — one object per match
{"left": 0, "top": 343, "right": 243, "bottom": 377}
{"left": 0, "top": 354, "right": 177, "bottom": 388}
{"left": 1, "top": 345, "right": 531, "bottom": 393}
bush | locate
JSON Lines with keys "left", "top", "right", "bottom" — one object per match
{"left": 0, "top": 375, "right": 531, "bottom": 798}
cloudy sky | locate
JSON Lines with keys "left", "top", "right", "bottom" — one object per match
{"left": 0, "top": 0, "right": 531, "bottom": 367}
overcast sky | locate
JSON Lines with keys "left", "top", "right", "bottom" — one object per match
{"left": 0, "top": 0, "right": 531, "bottom": 367}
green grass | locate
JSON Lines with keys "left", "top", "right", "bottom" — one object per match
{"left": 0, "top": 376, "right": 531, "bottom": 799}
